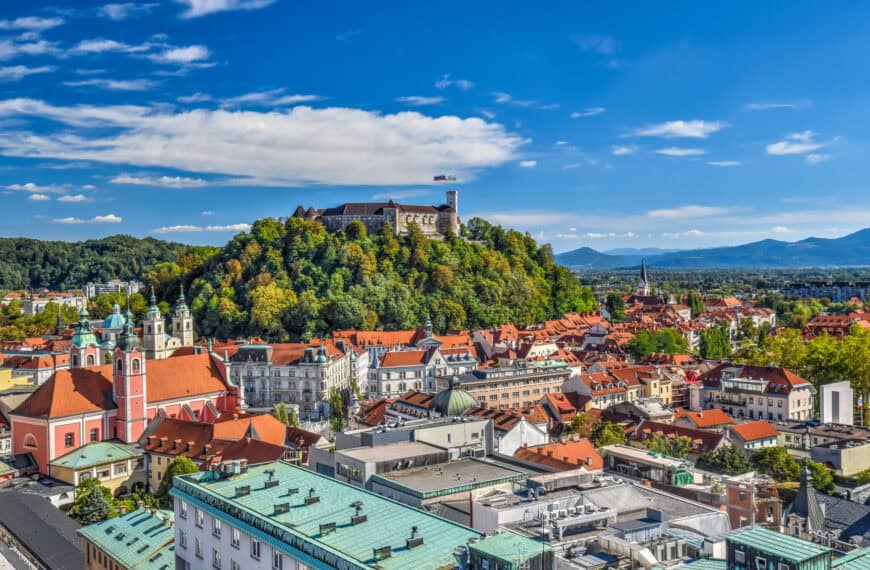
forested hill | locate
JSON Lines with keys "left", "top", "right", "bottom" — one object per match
{"left": 0, "top": 235, "right": 206, "bottom": 291}
{"left": 173, "top": 216, "right": 598, "bottom": 340}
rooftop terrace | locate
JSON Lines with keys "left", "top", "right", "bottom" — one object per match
{"left": 371, "top": 458, "right": 527, "bottom": 499}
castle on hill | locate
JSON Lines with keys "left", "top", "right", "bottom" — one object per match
{"left": 292, "top": 190, "right": 460, "bottom": 238}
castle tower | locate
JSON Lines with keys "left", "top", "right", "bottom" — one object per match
{"left": 172, "top": 285, "right": 194, "bottom": 347}
{"left": 113, "top": 311, "right": 147, "bottom": 443}
{"left": 142, "top": 288, "right": 167, "bottom": 359}
{"left": 446, "top": 190, "right": 458, "bottom": 212}
{"left": 637, "top": 259, "right": 651, "bottom": 296}
{"left": 70, "top": 307, "right": 100, "bottom": 368}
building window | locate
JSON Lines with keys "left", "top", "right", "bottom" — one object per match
{"left": 179, "top": 531, "right": 187, "bottom": 549}
{"left": 213, "top": 549, "right": 221, "bottom": 569}
{"left": 272, "top": 549, "right": 283, "bottom": 570}
{"left": 179, "top": 501, "right": 188, "bottom": 519}
{"left": 755, "top": 557, "right": 767, "bottom": 570}
{"left": 132, "top": 359, "right": 140, "bottom": 372}
{"left": 213, "top": 518, "right": 221, "bottom": 537}
{"left": 194, "top": 538, "right": 203, "bottom": 559}
{"left": 64, "top": 433, "right": 74, "bottom": 447}
{"left": 231, "top": 562, "right": 240, "bottom": 570}
{"left": 231, "top": 528, "right": 240, "bottom": 548}
{"left": 114, "top": 462, "right": 127, "bottom": 475}
{"left": 22, "top": 434, "right": 37, "bottom": 449}
{"left": 97, "top": 468, "right": 110, "bottom": 479}
{"left": 735, "top": 550, "right": 745, "bottom": 564}
{"left": 196, "top": 508, "right": 204, "bottom": 528}
{"left": 251, "top": 540, "right": 261, "bottom": 560}
{"left": 86, "top": 354, "right": 95, "bottom": 366}
{"left": 89, "top": 428, "right": 99, "bottom": 442}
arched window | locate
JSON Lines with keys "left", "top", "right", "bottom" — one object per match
{"left": 86, "top": 354, "right": 95, "bottom": 366}
{"left": 116, "top": 359, "right": 123, "bottom": 372}
{"left": 71, "top": 354, "right": 79, "bottom": 367}
{"left": 22, "top": 434, "right": 37, "bottom": 449}
{"left": 186, "top": 322, "right": 190, "bottom": 330}
{"left": 132, "top": 359, "right": 140, "bottom": 372}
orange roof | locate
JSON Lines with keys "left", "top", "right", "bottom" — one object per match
{"left": 13, "top": 353, "right": 228, "bottom": 419}
{"left": 682, "top": 408, "right": 733, "bottom": 428}
{"left": 380, "top": 350, "right": 428, "bottom": 367}
{"left": 731, "top": 420, "right": 779, "bottom": 442}
{"left": 212, "top": 414, "right": 286, "bottom": 445}
{"left": 514, "top": 439, "right": 603, "bottom": 471}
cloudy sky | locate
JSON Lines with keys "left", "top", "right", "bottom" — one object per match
{"left": 1, "top": 1, "right": 868, "bottom": 251}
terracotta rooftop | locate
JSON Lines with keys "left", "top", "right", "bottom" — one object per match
{"left": 514, "top": 439, "right": 603, "bottom": 471}
{"left": 680, "top": 408, "right": 734, "bottom": 428}
{"left": 731, "top": 420, "right": 780, "bottom": 442}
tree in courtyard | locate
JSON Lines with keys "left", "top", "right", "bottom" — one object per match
{"left": 643, "top": 433, "right": 694, "bottom": 459}
{"left": 687, "top": 293, "right": 705, "bottom": 318}
{"left": 591, "top": 421, "right": 625, "bottom": 448}
{"left": 156, "top": 456, "right": 199, "bottom": 506}
{"left": 605, "top": 292, "right": 626, "bottom": 322}
{"left": 807, "top": 461, "right": 836, "bottom": 495}
{"left": 70, "top": 478, "right": 112, "bottom": 524}
{"left": 700, "top": 323, "right": 732, "bottom": 359}
{"left": 328, "top": 387, "right": 347, "bottom": 433}
{"left": 287, "top": 406, "right": 300, "bottom": 428}
{"left": 750, "top": 446, "right": 800, "bottom": 482}
{"left": 570, "top": 412, "right": 592, "bottom": 438}
{"left": 696, "top": 446, "right": 753, "bottom": 475}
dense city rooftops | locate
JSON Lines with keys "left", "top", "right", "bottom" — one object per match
{"left": 727, "top": 526, "right": 831, "bottom": 563}
{"left": 78, "top": 508, "right": 175, "bottom": 570}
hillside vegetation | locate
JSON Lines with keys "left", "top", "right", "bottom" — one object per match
{"left": 167, "top": 216, "right": 598, "bottom": 340}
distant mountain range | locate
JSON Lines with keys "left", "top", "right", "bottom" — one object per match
{"left": 556, "top": 228, "right": 870, "bottom": 269}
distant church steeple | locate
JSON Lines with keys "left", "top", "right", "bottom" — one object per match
{"left": 637, "top": 259, "right": 651, "bottom": 296}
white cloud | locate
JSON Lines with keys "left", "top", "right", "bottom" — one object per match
{"left": 805, "top": 153, "right": 832, "bottom": 165}
{"left": 152, "top": 222, "right": 251, "bottom": 233}
{"left": 662, "top": 228, "right": 704, "bottom": 239}
{"left": 570, "top": 107, "right": 605, "bottom": 118}
{"left": 57, "top": 194, "right": 92, "bottom": 202}
{"left": 655, "top": 147, "right": 707, "bottom": 157}
{"left": 0, "top": 98, "right": 525, "bottom": 186}
{"left": 519, "top": 160, "right": 537, "bottom": 168}
{"left": 434, "top": 74, "right": 474, "bottom": 90}
{"left": 28, "top": 193, "right": 50, "bottom": 201}
{"left": 6, "top": 182, "right": 67, "bottom": 194}
{"left": 563, "top": 231, "right": 637, "bottom": 239}
{"left": 54, "top": 214, "right": 122, "bottom": 224}
{"left": 491, "top": 92, "right": 534, "bottom": 107}
{"left": 178, "top": 92, "right": 213, "bottom": 104}
{"left": 65, "top": 78, "right": 158, "bottom": 91}
{"left": 221, "top": 89, "right": 321, "bottom": 107}
{"left": 201, "top": 210, "right": 215, "bottom": 216}
{"left": 629, "top": 120, "right": 728, "bottom": 139}
{"left": 111, "top": 174, "right": 209, "bottom": 188}
{"left": 71, "top": 38, "right": 151, "bottom": 54}
{"left": 707, "top": 160, "right": 741, "bottom": 167}
{"left": 572, "top": 34, "right": 619, "bottom": 55}
{"left": 177, "top": 0, "right": 275, "bottom": 18}
{"left": 745, "top": 100, "right": 812, "bottom": 111}
{"left": 0, "top": 65, "right": 55, "bottom": 81}
{"left": 471, "top": 211, "right": 577, "bottom": 226}
{"left": 98, "top": 3, "right": 158, "bottom": 20}
{"left": 147, "top": 45, "right": 211, "bottom": 64}
{"left": 766, "top": 130, "right": 826, "bottom": 155}
{"left": 647, "top": 205, "right": 729, "bottom": 219}
{"left": 611, "top": 145, "right": 637, "bottom": 156}
{"left": 396, "top": 96, "right": 445, "bottom": 106}
{"left": 771, "top": 226, "right": 793, "bottom": 233}
{"left": 0, "top": 39, "right": 60, "bottom": 61}
{"left": 0, "top": 17, "right": 64, "bottom": 31}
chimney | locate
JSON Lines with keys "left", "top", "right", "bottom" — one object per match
{"left": 136, "top": 500, "right": 145, "bottom": 509}
{"left": 118, "top": 504, "right": 127, "bottom": 515}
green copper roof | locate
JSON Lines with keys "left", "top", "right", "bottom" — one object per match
{"left": 103, "top": 304, "right": 126, "bottom": 329}
{"left": 469, "top": 531, "right": 552, "bottom": 566}
{"left": 72, "top": 310, "right": 98, "bottom": 348}
{"left": 117, "top": 309, "right": 141, "bottom": 351}
{"left": 78, "top": 508, "right": 175, "bottom": 570}
{"left": 171, "top": 460, "right": 481, "bottom": 570}
{"left": 833, "top": 547, "right": 870, "bottom": 570}
{"left": 175, "top": 285, "right": 188, "bottom": 312}
{"left": 431, "top": 377, "right": 478, "bottom": 416}
{"left": 675, "top": 558, "right": 727, "bottom": 570}
{"left": 727, "top": 526, "right": 830, "bottom": 563}
{"left": 49, "top": 441, "right": 141, "bottom": 470}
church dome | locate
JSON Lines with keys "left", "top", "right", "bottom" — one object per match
{"left": 431, "top": 376, "right": 478, "bottom": 417}
{"left": 102, "top": 304, "right": 126, "bottom": 330}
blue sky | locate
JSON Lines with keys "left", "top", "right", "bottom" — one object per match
{"left": 1, "top": 1, "right": 869, "bottom": 252}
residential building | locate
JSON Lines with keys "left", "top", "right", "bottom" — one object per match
{"left": 10, "top": 324, "right": 239, "bottom": 474}
{"left": 723, "top": 472, "right": 783, "bottom": 530}
{"left": 48, "top": 441, "right": 145, "bottom": 496}
{"left": 292, "top": 190, "right": 460, "bottom": 238}
{"left": 1, "top": 352, "right": 70, "bottom": 385}
{"left": 84, "top": 279, "right": 143, "bottom": 299}
{"left": 140, "top": 414, "right": 288, "bottom": 491}
{"left": 79, "top": 507, "right": 175, "bottom": 570}
{"left": 468, "top": 531, "right": 555, "bottom": 570}
{"left": 601, "top": 444, "right": 696, "bottom": 486}
{"left": 445, "top": 363, "right": 571, "bottom": 409}
{"left": 630, "top": 420, "right": 725, "bottom": 456}
{"left": 699, "top": 364, "right": 815, "bottom": 421}
{"left": 730, "top": 421, "right": 780, "bottom": 451}
{"left": 811, "top": 440, "right": 870, "bottom": 477}
{"left": 0, "top": 490, "right": 84, "bottom": 570}
{"left": 773, "top": 420, "right": 870, "bottom": 453}
{"left": 20, "top": 291, "right": 86, "bottom": 315}
{"left": 562, "top": 371, "right": 628, "bottom": 409}
{"left": 513, "top": 438, "right": 603, "bottom": 472}
{"left": 170, "top": 459, "right": 482, "bottom": 570}
{"left": 229, "top": 341, "right": 362, "bottom": 419}
{"left": 727, "top": 526, "right": 832, "bottom": 570}
{"left": 674, "top": 409, "right": 734, "bottom": 431}
{"left": 465, "top": 405, "right": 550, "bottom": 455}
{"left": 370, "top": 345, "right": 476, "bottom": 397}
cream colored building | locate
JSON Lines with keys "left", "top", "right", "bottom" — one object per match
{"left": 49, "top": 441, "right": 145, "bottom": 497}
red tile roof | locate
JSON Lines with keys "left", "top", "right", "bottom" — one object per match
{"left": 699, "top": 364, "right": 810, "bottom": 394}
{"left": 681, "top": 408, "right": 733, "bottom": 428}
{"left": 13, "top": 353, "right": 228, "bottom": 419}
{"left": 631, "top": 420, "right": 724, "bottom": 454}
{"left": 380, "top": 350, "right": 428, "bottom": 367}
{"left": 514, "top": 439, "right": 603, "bottom": 471}
{"left": 731, "top": 420, "right": 779, "bottom": 442}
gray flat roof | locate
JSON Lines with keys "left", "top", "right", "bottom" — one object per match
{"left": 0, "top": 491, "right": 83, "bottom": 570}
{"left": 373, "top": 458, "right": 527, "bottom": 496}
{"left": 338, "top": 441, "right": 442, "bottom": 462}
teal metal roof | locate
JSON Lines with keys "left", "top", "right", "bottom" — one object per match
{"left": 102, "top": 305, "right": 126, "bottom": 329}
{"left": 172, "top": 460, "right": 482, "bottom": 570}
{"left": 469, "top": 531, "right": 551, "bottom": 564}
{"left": 78, "top": 508, "right": 174, "bottom": 570}
{"left": 49, "top": 441, "right": 141, "bottom": 470}
{"left": 834, "top": 548, "right": 870, "bottom": 570}
{"left": 728, "top": 527, "right": 831, "bottom": 563}
{"left": 677, "top": 558, "right": 727, "bottom": 570}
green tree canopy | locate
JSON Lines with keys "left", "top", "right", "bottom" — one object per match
{"left": 591, "top": 422, "right": 626, "bottom": 448}
{"left": 156, "top": 456, "right": 199, "bottom": 505}
{"left": 628, "top": 329, "right": 688, "bottom": 359}
{"left": 605, "top": 292, "right": 626, "bottom": 322}
{"left": 697, "top": 446, "right": 753, "bottom": 475}
{"left": 750, "top": 446, "right": 800, "bottom": 482}
{"left": 643, "top": 433, "right": 694, "bottom": 458}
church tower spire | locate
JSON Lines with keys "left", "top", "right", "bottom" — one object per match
{"left": 113, "top": 309, "right": 147, "bottom": 443}
{"left": 172, "top": 284, "right": 194, "bottom": 348}
{"left": 142, "top": 288, "right": 168, "bottom": 359}
{"left": 637, "top": 259, "right": 651, "bottom": 296}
